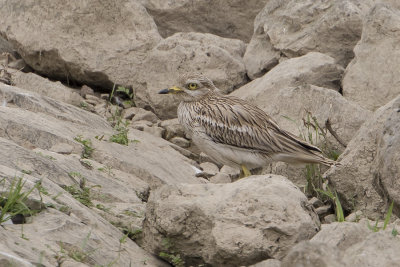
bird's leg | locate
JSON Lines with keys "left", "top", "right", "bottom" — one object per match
{"left": 239, "top": 165, "right": 252, "bottom": 178}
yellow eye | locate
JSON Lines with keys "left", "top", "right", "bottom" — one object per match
{"left": 188, "top": 83, "right": 198, "bottom": 90}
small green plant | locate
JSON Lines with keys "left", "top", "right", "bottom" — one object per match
{"left": 109, "top": 119, "right": 130, "bottom": 146}
{"left": 317, "top": 185, "right": 345, "bottom": 222}
{"left": 62, "top": 177, "right": 100, "bottom": 208}
{"left": 95, "top": 203, "right": 110, "bottom": 212}
{"left": 158, "top": 238, "right": 185, "bottom": 267}
{"left": 80, "top": 101, "right": 89, "bottom": 110}
{"left": 35, "top": 152, "right": 56, "bottom": 160}
{"left": 21, "top": 170, "right": 32, "bottom": 175}
{"left": 0, "top": 176, "right": 39, "bottom": 224}
{"left": 283, "top": 112, "right": 340, "bottom": 198}
{"left": 98, "top": 165, "right": 114, "bottom": 177}
{"left": 110, "top": 85, "right": 135, "bottom": 107}
{"left": 368, "top": 200, "right": 395, "bottom": 232}
{"left": 392, "top": 228, "right": 398, "bottom": 237}
{"left": 74, "top": 135, "right": 94, "bottom": 159}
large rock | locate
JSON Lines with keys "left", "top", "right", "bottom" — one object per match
{"left": 281, "top": 241, "right": 344, "bottom": 267}
{"left": 0, "top": 83, "right": 201, "bottom": 188}
{"left": 143, "top": 0, "right": 268, "bottom": 42}
{"left": 143, "top": 175, "right": 320, "bottom": 266}
{"left": 324, "top": 95, "right": 400, "bottom": 218}
{"left": 373, "top": 97, "right": 400, "bottom": 217}
{"left": 10, "top": 70, "right": 84, "bottom": 106}
{"left": 343, "top": 4, "right": 400, "bottom": 111}
{"left": 281, "top": 221, "right": 400, "bottom": 267}
{"left": 0, "top": 164, "right": 167, "bottom": 266}
{"left": 0, "top": 0, "right": 161, "bottom": 88}
{"left": 244, "top": 0, "right": 372, "bottom": 79}
{"left": 342, "top": 231, "right": 400, "bottom": 266}
{"left": 231, "top": 53, "right": 368, "bottom": 149}
{"left": 137, "top": 32, "right": 246, "bottom": 119}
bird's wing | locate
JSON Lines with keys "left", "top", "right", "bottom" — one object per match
{"left": 195, "top": 95, "right": 322, "bottom": 156}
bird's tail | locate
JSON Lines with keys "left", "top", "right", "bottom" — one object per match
{"left": 272, "top": 151, "right": 341, "bottom": 167}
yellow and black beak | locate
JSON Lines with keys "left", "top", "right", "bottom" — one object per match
{"left": 158, "top": 86, "right": 183, "bottom": 94}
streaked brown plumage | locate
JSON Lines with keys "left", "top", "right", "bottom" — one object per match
{"left": 159, "top": 74, "right": 337, "bottom": 176}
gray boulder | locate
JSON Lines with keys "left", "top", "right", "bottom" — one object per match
{"left": 143, "top": 0, "right": 268, "bottom": 42}
{"left": 325, "top": 95, "right": 400, "bottom": 218}
{"left": 143, "top": 175, "right": 320, "bottom": 266}
{"left": 244, "top": 0, "right": 372, "bottom": 79}
{"left": 343, "top": 4, "right": 400, "bottom": 110}
{"left": 137, "top": 32, "right": 246, "bottom": 119}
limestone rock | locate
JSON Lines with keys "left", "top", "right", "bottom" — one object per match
{"left": 131, "top": 120, "right": 153, "bottom": 131}
{"left": 131, "top": 108, "right": 159, "bottom": 124}
{"left": 209, "top": 173, "right": 232, "bottom": 184}
{"left": 0, "top": 164, "right": 166, "bottom": 267}
{"left": 143, "top": 175, "right": 320, "bottom": 266}
{"left": 160, "top": 118, "right": 185, "bottom": 140}
{"left": 143, "top": 125, "right": 165, "bottom": 138}
{"left": 247, "top": 0, "right": 372, "bottom": 77}
{"left": 244, "top": 29, "right": 280, "bottom": 80}
{"left": 342, "top": 231, "right": 400, "bottom": 266}
{"left": 373, "top": 96, "right": 400, "bottom": 217}
{"left": 281, "top": 241, "right": 344, "bottom": 267}
{"left": 324, "top": 95, "right": 400, "bottom": 218}
{"left": 250, "top": 259, "right": 281, "bottom": 267}
{"left": 169, "top": 136, "right": 190, "bottom": 148}
{"left": 137, "top": 32, "right": 246, "bottom": 119}
{"left": 343, "top": 4, "right": 400, "bottom": 110}
{"left": 232, "top": 54, "right": 368, "bottom": 148}
{"left": 10, "top": 71, "right": 84, "bottom": 106}
{"left": 311, "top": 222, "right": 371, "bottom": 250}
{"left": 0, "top": 0, "right": 161, "bottom": 88}
{"left": 143, "top": 0, "right": 268, "bottom": 42}
{"left": 281, "top": 220, "right": 400, "bottom": 267}
{"left": 199, "top": 162, "right": 219, "bottom": 177}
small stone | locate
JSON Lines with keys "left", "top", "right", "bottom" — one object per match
{"left": 85, "top": 94, "right": 102, "bottom": 105}
{"left": 49, "top": 143, "right": 74, "bottom": 154}
{"left": 200, "top": 162, "right": 219, "bottom": 177}
{"left": 122, "top": 107, "right": 140, "bottom": 120}
{"left": 315, "top": 205, "right": 332, "bottom": 216}
{"left": 131, "top": 120, "right": 153, "bottom": 131}
{"left": 309, "top": 197, "right": 324, "bottom": 208}
{"left": 132, "top": 108, "right": 159, "bottom": 124}
{"left": 345, "top": 210, "right": 363, "bottom": 222}
{"left": 248, "top": 258, "right": 281, "bottom": 267}
{"left": 80, "top": 85, "right": 94, "bottom": 97}
{"left": 160, "top": 118, "right": 185, "bottom": 140}
{"left": 323, "top": 214, "right": 337, "bottom": 224}
{"left": 170, "top": 136, "right": 190, "bottom": 148}
{"left": 143, "top": 126, "right": 164, "bottom": 138}
{"left": 8, "top": 58, "right": 26, "bottom": 70}
{"left": 100, "top": 93, "right": 109, "bottom": 100}
{"left": 220, "top": 165, "right": 240, "bottom": 177}
{"left": 210, "top": 173, "right": 231, "bottom": 184}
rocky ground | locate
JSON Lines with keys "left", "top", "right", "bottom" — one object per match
{"left": 0, "top": 0, "right": 399, "bottom": 266}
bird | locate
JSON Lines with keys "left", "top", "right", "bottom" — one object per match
{"left": 159, "top": 73, "right": 338, "bottom": 178}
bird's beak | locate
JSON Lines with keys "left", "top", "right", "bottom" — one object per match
{"left": 158, "top": 86, "right": 183, "bottom": 94}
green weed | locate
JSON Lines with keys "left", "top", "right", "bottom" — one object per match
{"left": 74, "top": 135, "right": 94, "bottom": 159}
{"left": 368, "top": 200, "right": 395, "bottom": 232}
{"left": 0, "top": 176, "right": 40, "bottom": 224}
{"left": 109, "top": 119, "right": 130, "bottom": 146}
{"left": 62, "top": 176, "right": 100, "bottom": 208}
{"left": 159, "top": 238, "right": 185, "bottom": 267}
{"left": 317, "top": 186, "right": 345, "bottom": 222}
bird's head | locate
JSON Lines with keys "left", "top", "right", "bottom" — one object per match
{"left": 158, "top": 73, "right": 217, "bottom": 101}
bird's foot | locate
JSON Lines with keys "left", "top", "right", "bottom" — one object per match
{"left": 239, "top": 165, "right": 252, "bottom": 178}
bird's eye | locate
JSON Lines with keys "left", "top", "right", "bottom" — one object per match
{"left": 187, "top": 83, "right": 198, "bottom": 90}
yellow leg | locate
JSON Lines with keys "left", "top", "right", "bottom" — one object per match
{"left": 239, "top": 165, "right": 252, "bottom": 178}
